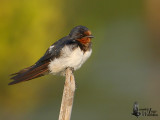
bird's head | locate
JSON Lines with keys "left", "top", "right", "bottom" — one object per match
{"left": 69, "top": 25, "right": 94, "bottom": 44}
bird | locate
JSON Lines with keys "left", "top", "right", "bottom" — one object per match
{"left": 9, "top": 25, "right": 94, "bottom": 85}
{"left": 132, "top": 102, "right": 141, "bottom": 118}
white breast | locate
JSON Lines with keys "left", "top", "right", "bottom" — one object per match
{"left": 48, "top": 46, "right": 92, "bottom": 75}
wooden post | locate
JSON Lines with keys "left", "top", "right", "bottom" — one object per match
{"left": 58, "top": 68, "right": 75, "bottom": 120}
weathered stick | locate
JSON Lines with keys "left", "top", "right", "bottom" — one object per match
{"left": 58, "top": 68, "right": 75, "bottom": 120}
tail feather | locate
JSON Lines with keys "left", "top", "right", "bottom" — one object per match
{"left": 9, "top": 63, "right": 49, "bottom": 85}
{"left": 10, "top": 66, "right": 33, "bottom": 76}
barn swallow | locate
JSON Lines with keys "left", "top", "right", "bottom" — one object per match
{"left": 9, "top": 25, "right": 94, "bottom": 85}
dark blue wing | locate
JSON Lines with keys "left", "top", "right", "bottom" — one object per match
{"left": 9, "top": 36, "right": 76, "bottom": 85}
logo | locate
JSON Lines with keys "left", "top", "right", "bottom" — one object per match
{"left": 131, "top": 102, "right": 158, "bottom": 118}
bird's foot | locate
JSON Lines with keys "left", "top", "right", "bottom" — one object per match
{"left": 65, "top": 67, "right": 74, "bottom": 73}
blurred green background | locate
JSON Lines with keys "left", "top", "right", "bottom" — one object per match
{"left": 0, "top": 0, "right": 160, "bottom": 120}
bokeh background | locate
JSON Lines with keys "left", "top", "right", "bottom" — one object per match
{"left": 0, "top": 0, "right": 160, "bottom": 120}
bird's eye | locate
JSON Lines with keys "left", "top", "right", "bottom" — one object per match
{"left": 80, "top": 34, "right": 83, "bottom": 37}
{"left": 76, "top": 33, "right": 83, "bottom": 38}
